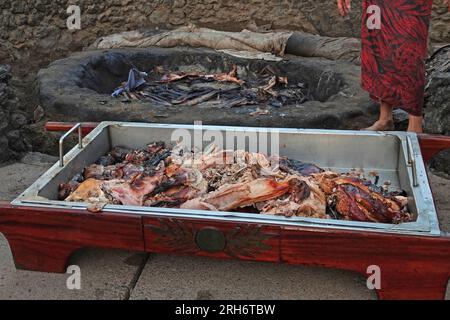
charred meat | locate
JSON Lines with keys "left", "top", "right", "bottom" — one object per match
{"left": 315, "top": 174, "right": 411, "bottom": 223}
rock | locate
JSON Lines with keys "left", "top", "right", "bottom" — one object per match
{"left": 0, "top": 48, "right": 9, "bottom": 61}
{"left": 33, "top": 105, "right": 45, "bottom": 123}
{"left": 0, "top": 64, "right": 11, "bottom": 82}
{"left": 430, "top": 149, "right": 450, "bottom": 178}
{"left": 11, "top": 1, "right": 27, "bottom": 14}
{"left": 0, "top": 110, "right": 9, "bottom": 132}
{"left": 21, "top": 123, "right": 60, "bottom": 156}
{"left": 0, "top": 136, "right": 11, "bottom": 162}
{"left": 0, "top": 83, "right": 9, "bottom": 103}
{"left": 10, "top": 112, "right": 28, "bottom": 128}
{"left": 0, "top": 63, "right": 36, "bottom": 163}
{"left": 7, "top": 130, "right": 31, "bottom": 153}
{"left": 0, "top": 63, "right": 14, "bottom": 162}
{"left": 393, "top": 108, "right": 409, "bottom": 131}
{"left": 35, "top": 25, "right": 60, "bottom": 49}
{"left": 425, "top": 45, "right": 450, "bottom": 134}
{"left": 27, "top": 12, "right": 43, "bottom": 27}
{"left": 425, "top": 45, "right": 450, "bottom": 177}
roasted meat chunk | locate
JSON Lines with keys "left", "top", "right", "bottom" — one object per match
{"left": 102, "top": 162, "right": 165, "bottom": 206}
{"left": 260, "top": 176, "right": 328, "bottom": 219}
{"left": 58, "top": 173, "right": 84, "bottom": 200}
{"left": 317, "top": 175, "right": 411, "bottom": 223}
{"left": 181, "top": 178, "right": 291, "bottom": 211}
{"left": 65, "top": 178, "right": 109, "bottom": 204}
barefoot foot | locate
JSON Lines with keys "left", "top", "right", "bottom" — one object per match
{"left": 407, "top": 126, "right": 423, "bottom": 133}
{"left": 407, "top": 115, "right": 423, "bottom": 133}
{"left": 362, "top": 120, "right": 395, "bottom": 131}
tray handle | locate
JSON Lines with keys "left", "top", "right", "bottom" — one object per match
{"left": 406, "top": 136, "right": 419, "bottom": 187}
{"left": 59, "top": 123, "right": 83, "bottom": 167}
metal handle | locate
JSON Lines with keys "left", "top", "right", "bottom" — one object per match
{"left": 406, "top": 136, "right": 419, "bottom": 187}
{"left": 59, "top": 123, "right": 83, "bottom": 167}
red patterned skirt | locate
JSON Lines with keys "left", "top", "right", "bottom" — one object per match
{"left": 361, "top": 0, "right": 433, "bottom": 116}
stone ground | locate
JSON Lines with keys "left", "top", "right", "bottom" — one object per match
{"left": 0, "top": 153, "right": 449, "bottom": 300}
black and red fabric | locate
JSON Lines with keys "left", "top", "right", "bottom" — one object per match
{"left": 361, "top": 0, "right": 433, "bottom": 116}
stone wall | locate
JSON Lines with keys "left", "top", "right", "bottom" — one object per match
{"left": 0, "top": 65, "right": 11, "bottom": 162}
{"left": 1, "top": 0, "right": 449, "bottom": 62}
{"left": 425, "top": 45, "right": 450, "bottom": 176}
{"left": 0, "top": 65, "right": 31, "bottom": 162}
{"left": 0, "top": 0, "right": 448, "bottom": 164}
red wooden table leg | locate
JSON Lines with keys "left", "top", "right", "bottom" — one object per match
{"left": 281, "top": 227, "right": 450, "bottom": 300}
{"left": 376, "top": 269, "right": 448, "bottom": 300}
{"left": 0, "top": 202, "right": 145, "bottom": 273}
{"left": 6, "top": 237, "right": 81, "bottom": 273}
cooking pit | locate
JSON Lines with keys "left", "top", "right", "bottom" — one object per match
{"left": 38, "top": 48, "right": 376, "bottom": 129}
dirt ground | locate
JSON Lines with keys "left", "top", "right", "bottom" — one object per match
{"left": 0, "top": 153, "right": 448, "bottom": 300}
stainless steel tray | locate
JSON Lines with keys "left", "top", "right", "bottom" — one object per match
{"left": 12, "top": 122, "right": 440, "bottom": 236}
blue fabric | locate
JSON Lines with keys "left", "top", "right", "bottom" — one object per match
{"left": 111, "top": 68, "right": 148, "bottom": 97}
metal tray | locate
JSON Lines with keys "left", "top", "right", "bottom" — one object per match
{"left": 12, "top": 122, "right": 440, "bottom": 236}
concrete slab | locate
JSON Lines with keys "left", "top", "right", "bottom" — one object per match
{"left": 0, "top": 158, "right": 54, "bottom": 201}
{"left": 428, "top": 172, "right": 450, "bottom": 233}
{"left": 0, "top": 238, "right": 148, "bottom": 300}
{"left": 130, "top": 254, "right": 376, "bottom": 300}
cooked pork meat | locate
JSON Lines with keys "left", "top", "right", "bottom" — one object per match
{"left": 121, "top": 163, "right": 145, "bottom": 179}
{"left": 260, "top": 175, "right": 328, "bottom": 219}
{"left": 203, "top": 164, "right": 256, "bottom": 190}
{"left": 65, "top": 178, "right": 109, "bottom": 203}
{"left": 58, "top": 173, "right": 84, "bottom": 200}
{"left": 197, "top": 150, "right": 235, "bottom": 170}
{"left": 181, "top": 178, "right": 291, "bottom": 211}
{"left": 109, "top": 146, "right": 133, "bottom": 162}
{"left": 317, "top": 175, "right": 411, "bottom": 223}
{"left": 102, "top": 162, "right": 165, "bottom": 206}
{"left": 60, "top": 142, "right": 412, "bottom": 224}
{"left": 83, "top": 163, "right": 145, "bottom": 180}
{"left": 147, "top": 141, "right": 166, "bottom": 154}
{"left": 288, "top": 179, "right": 311, "bottom": 202}
{"left": 84, "top": 164, "right": 106, "bottom": 180}
{"left": 96, "top": 154, "right": 116, "bottom": 166}
{"left": 261, "top": 198, "right": 328, "bottom": 219}
{"left": 102, "top": 176, "right": 161, "bottom": 206}
{"left": 145, "top": 176, "right": 207, "bottom": 207}
{"left": 152, "top": 165, "right": 206, "bottom": 197}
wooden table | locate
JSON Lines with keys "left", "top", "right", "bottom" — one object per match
{"left": 0, "top": 122, "right": 449, "bottom": 300}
